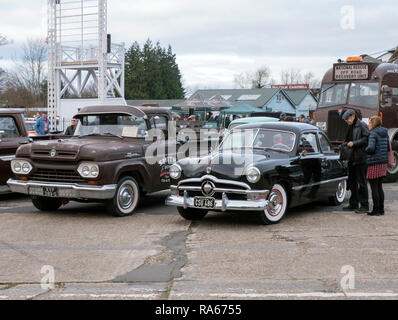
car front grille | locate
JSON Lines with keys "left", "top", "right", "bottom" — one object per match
{"left": 178, "top": 177, "right": 250, "bottom": 200}
{"left": 30, "top": 169, "right": 86, "bottom": 183}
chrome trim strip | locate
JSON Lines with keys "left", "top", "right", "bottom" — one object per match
{"left": 178, "top": 175, "right": 251, "bottom": 190}
{"left": 175, "top": 185, "right": 269, "bottom": 195}
{"left": 292, "top": 176, "right": 348, "bottom": 191}
{"left": 0, "top": 155, "right": 15, "bottom": 162}
{"left": 7, "top": 179, "right": 116, "bottom": 200}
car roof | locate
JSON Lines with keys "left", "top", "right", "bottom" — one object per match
{"left": 0, "top": 108, "right": 25, "bottom": 115}
{"left": 75, "top": 105, "right": 146, "bottom": 118}
{"left": 234, "top": 121, "right": 319, "bottom": 134}
{"left": 230, "top": 117, "right": 279, "bottom": 125}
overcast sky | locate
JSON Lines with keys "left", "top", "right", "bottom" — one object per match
{"left": 0, "top": 0, "right": 397, "bottom": 92}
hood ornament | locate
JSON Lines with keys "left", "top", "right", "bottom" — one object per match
{"left": 206, "top": 166, "right": 212, "bottom": 174}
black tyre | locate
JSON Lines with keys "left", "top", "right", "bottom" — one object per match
{"left": 31, "top": 196, "right": 63, "bottom": 211}
{"left": 385, "top": 141, "right": 398, "bottom": 182}
{"left": 329, "top": 180, "right": 347, "bottom": 206}
{"left": 258, "top": 184, "right": 288, "bottom": 225}
{"left": 106, "top": 176, "right": 140, "bottom": 217}
{"left": 177, "top": 207, "right": 208, "bottom": 221}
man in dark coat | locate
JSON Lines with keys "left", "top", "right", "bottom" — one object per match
{"left": 342, "top": 109, "right": 370, "bottom": 213}
{"left": 64, "top": 118, "right": 78, "bottom": 136}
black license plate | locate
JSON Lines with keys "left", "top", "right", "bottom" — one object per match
{"left": 42, "top": 187, "right": 58, "bottom": 198}
{"left": 194, "top": 197, "right": 215, "bottom": 209}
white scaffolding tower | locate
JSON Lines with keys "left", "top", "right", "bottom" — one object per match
{"left": 47, "top": 0, "right": 126, "bottom": 131}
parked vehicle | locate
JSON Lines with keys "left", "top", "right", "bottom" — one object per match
{"left": 314, "top": 56, "right": 398, "bottom": 181}
{"left": 25, "top": 119, "right": 38, "bottom": 137}
{"left": 166, "top": 122, "right": 348, "bottom": 225}
{"left": 0, "top": 109, "right": 31, "bottom": 194}
{"left": 8, "top": 105, "right": 178, "bottom": 216}
{"left": 227, "top": 116, "right": 280, "bottom": 130}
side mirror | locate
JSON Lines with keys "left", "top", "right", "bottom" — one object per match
{"left": 381, "top": 85, "right": 393, "bottom": 107}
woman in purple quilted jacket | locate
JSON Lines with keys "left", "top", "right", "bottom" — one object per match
{"left": 365, "top": 116, "right": 390, "bottom": 216}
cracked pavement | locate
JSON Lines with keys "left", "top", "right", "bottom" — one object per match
{"left": 0, "top": 183, "right": 398, "bottom": 300}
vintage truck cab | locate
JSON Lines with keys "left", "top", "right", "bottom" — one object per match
{"left": 7, "top": 105, "right": 177, "bottom": 216}
{"left": 0, "top": 109, "right": 31, "bottom": 194}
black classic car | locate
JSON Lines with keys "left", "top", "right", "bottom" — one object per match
{"left": 166, "top": 122, "right": 348, "bottom": 224}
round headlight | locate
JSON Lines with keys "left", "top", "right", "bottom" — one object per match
{"left": 246, "top": 167, "right": 261, "bottom": 184}
{"left": 22, "top": 163, "right": 30, "bottom": 173}
{"left": 169, "top": 164, "right": 182, "bottom": 180}
{"left": 82, "top": 166, "right": 90, "bottom": 177}
{"left": 13, "top": 161, "right": 22, "bottom": 173}
{"left": 90, "top": 166, "right": 99, "bottom": 177}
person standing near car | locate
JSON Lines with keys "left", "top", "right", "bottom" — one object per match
{"left": 34, "top": 112, "right": 51, "bottom": 136}
{"left": 365, "top": 116, "right": 389, "bottom": 216}
{"left": 342, "top": 109, "right": 370, "bottom": 213}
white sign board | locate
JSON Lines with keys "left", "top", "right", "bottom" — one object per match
{"left": 334, "top": 64, "right": 369, "bottom": 80}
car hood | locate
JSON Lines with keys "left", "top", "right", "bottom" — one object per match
{"left": 17, "top": 137, "right": 146, "bottom": 162}
{"left": 178, "top": 150, "right": 269, "bottom": 180}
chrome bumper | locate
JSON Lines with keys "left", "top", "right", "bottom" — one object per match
{"left": 7, "top": 179, "right": 116, "bottom": 200}
{"left": 166, "top": 188, "right": 270, "bottom": 212}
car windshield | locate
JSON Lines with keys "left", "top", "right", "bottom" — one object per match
{"left": 349, "top": 82, "right": 379, "bottom": 108}
{"left": 221, "top": 129, "right": 296, "bottom": 152}
{"left": 74, "top": 114, "right": 148, "bottom": 138}
{"left": 318, "top": 83, "right": 349, "bottom": 108}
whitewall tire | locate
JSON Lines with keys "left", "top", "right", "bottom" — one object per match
{"left": 259, "top": 184, "right": 288, "bottom": 225}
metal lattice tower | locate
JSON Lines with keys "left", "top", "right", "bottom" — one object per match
{"left": 47, "top": 0, "right": 126, "bottom": 131}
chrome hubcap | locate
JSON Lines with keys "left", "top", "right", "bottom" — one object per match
{"left": 119, "top": 186, "right": 133, "bottom": 209}
{"left": 337, "top": 182, "right": 345, "bottom": 198}
{"left": 268, "top": 193, "right": 282, "bottom": 213}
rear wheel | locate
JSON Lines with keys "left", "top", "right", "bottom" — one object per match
{"left": 329, "top": 180, "right": 347, "bottom": 205}
{"left": 258, "top": 184, "right": 288, "bottom": 225}
{"left": 31, "top": 196, "right": 63, "bottom": 211}
{"left": 385, "top": 141, "right": 398, "bottom": 182}
{"left": 177, "top": 207, "right": 208, "bottom": 221}
{"left": 106, "top": 177, "right": 140, "bottom": 217}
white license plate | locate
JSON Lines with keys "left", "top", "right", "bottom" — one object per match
{"left": 42, "top": 187, "right": 58, "bottom": 198}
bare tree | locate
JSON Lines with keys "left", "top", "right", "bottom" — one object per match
{"left": 280, "top": 68, "right": 302, "bottom": 85}
{"left": 251, "top": 65, "right": 271, "bottom": 89}
{"left": 234, "top": 65, "right": 272, "bottom": 89}
{"left": 234, "top": 71, "right": 253, "bottom": 89}
{"left": 8, "top": 38, "right": 47, "bottom": 103}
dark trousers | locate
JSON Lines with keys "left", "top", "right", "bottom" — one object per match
{"left": 348, "top": 164, "right": 369, "bottom": 208}
{"left": 368, "top": 178, "right": 385, "bottom": 212}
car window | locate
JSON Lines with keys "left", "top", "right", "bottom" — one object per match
{"left": 298, "top": 132, "right": 319, "bottom": 154}
{"left": 150, "top": 116, "right": 168, "bottom": 130}
{"left": 319, "top": 133, "right": 334, "bottom": 154}
{"left": 0, "top": 116, "right": 20, "bottom": 138}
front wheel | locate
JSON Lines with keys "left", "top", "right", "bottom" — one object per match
{"left": 329, "top": 180, "right": 347, "bottom": 206}
{"left": 177, "top": 207, "right": 208, "bottom": 221}
{"left": 106, "top": 177, "right": 140, "bottom": 217}
{"left": 31, "top": 196, "right": 63, "bottom": 211}
{"left": 258, "top": 184, "right": 288, "bottom": 225}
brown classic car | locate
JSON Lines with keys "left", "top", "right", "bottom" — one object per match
{"left": 0, "top": 109, "right": 31, "bottom": 194}
{"left": 7, "top": 105, "right": 178, "bottom": 217}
